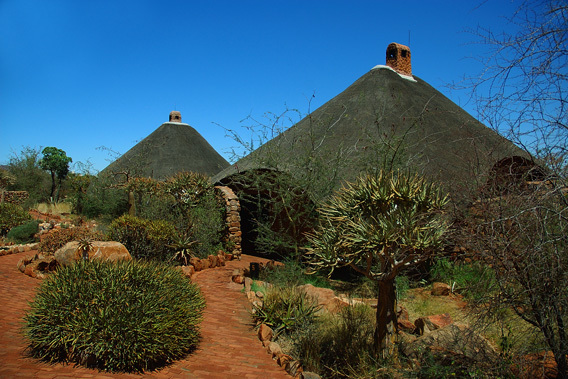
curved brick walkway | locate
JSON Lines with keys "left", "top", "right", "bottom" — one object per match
{"left": 0, "top": 251, "right": 290, "bottom": 378}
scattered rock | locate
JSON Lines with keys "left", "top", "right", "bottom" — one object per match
{"left": 190, "top": 257, "right": 203, "bottom": 271}
{"left": 54, "top": 241, "right": 131, "bottom": 266}
{"left": 267, "top": 341, "right": 282, "bottom": 358}
{"left": 301, "top": 372, "right": 322, "bottom": 379}
{"left": 398, "top": 319, "right": 417, "bottom": 334}
{"left": 285, "top": 360, "right": 303, "bottom": 377}
{"left": 232, "top": 274, "right": 245, "bottom": 284}
{"left": 208, "top": 254, "right": 218, "bottom": 268}
{"left": 397, "top": 305, "right": 410, "bottom": 321}
{"left": 277, "top": 354, "right": 293, "bottom": 367}
{"left": 255, "top": 291, "right": 264, "bottom": 299}
{"left": 414, "top": 313, "right": 453, "bottom": 335}
{"left": 431, "top": 282, "right": 451, "bottom": 296}
{"left": 402, "top": 323, "right": 498, "bottom": 363}
{"left": 258, "top": 324, "right": 273, "bottom": 344}
{"left": 244, "top": 277, "right": 253, "bottom": 292}
{"left": 178, "top": 265, "right": 195, "bottom": 278}
{"left": 201, "top": 258, "right": 210, "bottom": 270}
{"left": 217, "top": 253, "right": 226, "bottom": 266}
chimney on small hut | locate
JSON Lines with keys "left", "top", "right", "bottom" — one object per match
{"left": 386, "top": 42, "right": 412, "bottom": 76}
{"left": 169, "top": 111, "right": 182, "bottom": 123}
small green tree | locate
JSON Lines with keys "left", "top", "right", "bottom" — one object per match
{"left": 39, "top": 147, "right": 72, "bottom": 202}
{"left": 306, "top": 170, "right": 449, "bottom": 359}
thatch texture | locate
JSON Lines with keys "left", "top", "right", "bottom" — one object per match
{"left": 213, "top": 67, "right": 525, "bottom": 199}
{"left": 102, "top": 121, "right": 229, "bottom": 180}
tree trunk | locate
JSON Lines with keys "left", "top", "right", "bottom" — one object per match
{"left": 375, "top": 278, "right": 398, "bottom": 359}
{"left": 50, "top": 170, "right": 56, "bottom": 202}
{"left": 128, "top": 191, "right": 136, "bottom": 216}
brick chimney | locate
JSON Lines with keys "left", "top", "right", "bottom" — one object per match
{"left": 169, "top": 111, "right": 182, "bottom": 123}
{"left": 386, "top": 42, "right": 412, "bottom": 76}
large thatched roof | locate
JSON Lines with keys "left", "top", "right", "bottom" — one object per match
{"left": 213, "top": 65, "right": 525, "bottom": 198}
{"left": 102, "top": 112, "right": 229, "bottom": 180}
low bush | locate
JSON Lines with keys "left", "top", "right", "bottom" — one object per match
{"left": 251, "top": 285, "right": 320, "bottom": 338}
{"left": 430, "top": 258, "right": 496, "bottom": 301}
{"left": 0, "top": 202, "right": 31, "bottom": 235}
{"left": 259, "top": 259, "right": 331, "bottom": 288}
{"left": 107, "top": 215, "right": 177, "bottom": 261}
{"left": 6, "top": 220, "right": 40, "bottom": 244}
{"left": 23, "top": 259, "right": 205, "bottom": 372}
{"left": 290, "top": 304, "right": 377, "bottom": 378}
{"left": 38, "top": 227, "right": 105, "bottom": 254}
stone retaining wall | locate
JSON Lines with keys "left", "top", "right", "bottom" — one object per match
{"left": 215, "top": 186, "right": 242, "bottom": 258}
{"left": 1, "top": 191, "right": 29, "bottom": 205}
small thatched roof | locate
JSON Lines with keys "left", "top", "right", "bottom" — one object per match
{"left": 214, "top": 66, "right": 526, "bottom": 198}
{"left": 102, "top": 112, "right": 229, "bottom": 180}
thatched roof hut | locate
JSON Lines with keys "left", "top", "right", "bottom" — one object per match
{"left": 102, "top": 111, "right": 229, "bottom": 180}
{"left": 214, "top": 44, "right": 526, "bottom": 199}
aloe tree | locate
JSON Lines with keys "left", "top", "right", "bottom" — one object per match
{"left": 306, "top": 170, "right": 449, "bottom": 358}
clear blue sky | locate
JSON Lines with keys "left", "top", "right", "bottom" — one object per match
{"left": 0, "top": 0, "right": 519, "bottom": 173}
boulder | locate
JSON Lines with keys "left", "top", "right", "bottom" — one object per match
{"left": 297, "top": 284, "right": 336, "bottom": 313}
{"left": 55, "top": 241, "right": 131, "bottom": 266}
{"left": 431, "top": 282, "right": 451, "bottom": 296}
{"left": 414, "top": 313, "right": 453, "bottom": 335}
{"left": 232, "top": 274, "right": 245, "bottom": 284}
{"left": 397, "top": 305, "right": 410, "bottom": 321}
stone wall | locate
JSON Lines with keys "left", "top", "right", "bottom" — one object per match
{"left": 1, "top": 191, "right": 29, "bottom": 205}
{"left": 215, "top": 186, "right": 242, "bottom": 258}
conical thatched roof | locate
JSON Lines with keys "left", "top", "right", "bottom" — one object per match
{"left": 213, "top": 65, "right": 525, "bottom": 198}
{"left": 102, "top": 112, "right": 229, "bottom": 180}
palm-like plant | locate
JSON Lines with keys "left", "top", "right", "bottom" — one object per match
{"left": 168, "top": 232, "right": 199, "bottom": 265}
{"left": 306, "top": 170, "right": 449, "bottom": 359}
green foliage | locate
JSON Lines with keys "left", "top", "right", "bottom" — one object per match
{"left": 251, "top": 286, "right": 321, "bottom": 338}
{"left": 107, "top": 215, "right": 177, "bottom": 261}
{"left": 291, "top": 304, "right": 378, "bottom": 378}
{"left": 0, "top": 202, "right": 31, "bottom": 235}
{"left": 259, "top": 259, "right": 331, "bottom": 288}
{"left": 306, "top": 170, "right": 449, "bottom": 280}
{"left": 187, "top": 192, "right": 225, "bottom": 258}
{"left": 23, "top": 259, "right": 205, "bottom": 372}
{"left": 6, "top": 220, "right": 40, "bottom": 244}
{"left": 6, "top": 146, "right": 50, "bottom": 206}
{"left": 167, "top": 231, "right": 199, "bottom": 265}
{"left": 127, "top": 173, "right": 226, "bottom": 259}
{"left": 430, "top": 258, "right": 496, "bottom": 301}
{"left": 37, "top": 227, "right": 105, "bottom": 254}
{"left": 39, "top": 147, "right": 72, "bottom": 201}
{"left": 79, "top": 176, "right": 128, "bottom": 220}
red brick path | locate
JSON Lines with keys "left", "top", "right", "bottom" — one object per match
{"left": 0, "top": 252, "right": 290, "bottom": 378}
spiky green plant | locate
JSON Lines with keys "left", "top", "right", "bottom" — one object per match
{"left": 23, "top": 260, "right": 205, "bottom": 372}
{"left": 306, "top": 170, "right": 449, "bottom": 359}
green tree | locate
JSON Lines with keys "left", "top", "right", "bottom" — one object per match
{"left": 7, "top": 146, "right": 50, "bottom": 206}
{"left": 306, "top": 170, "right": 449, "bottom": 359}
{"left": 39, "top": 147, "right": 72, "bottom": 202}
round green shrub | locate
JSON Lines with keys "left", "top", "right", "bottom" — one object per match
{"left": 0, "top": 202, "right": 31, "bottom": 235}
{"left": 6, "top": 219, "right": 40, "bottom": 243}
{"left": 24, "top": 260, "right": 205, "bottom": 372}
{"left": 107, "top": 215, "right": 177, "bottom": 261}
